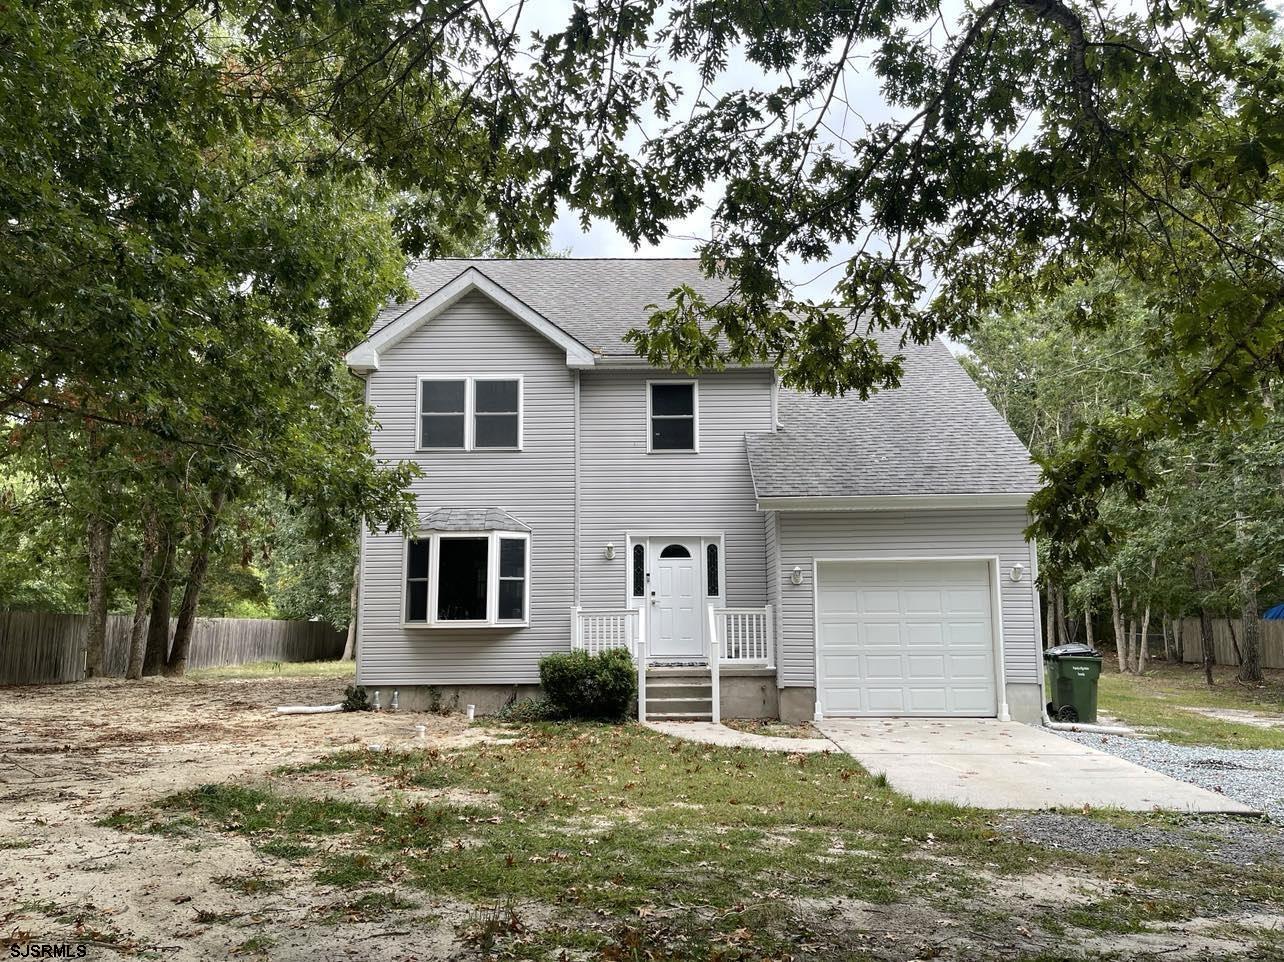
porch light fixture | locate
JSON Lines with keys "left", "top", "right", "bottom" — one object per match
{"left": 790, "top": 566, "right": 803, "bottom": 585}
{"left": 604, "top": 542, "right": 616, "bottom": 560}
{"left": 1010, "top": 563, "right": 1025, "bottom": 583}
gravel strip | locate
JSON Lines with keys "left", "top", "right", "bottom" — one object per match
{"left": 1002, "top": 811, "right": 1284, "bottom": 867}
{"left": 1054, "top": 729, "right": 1284, "bottom": 818}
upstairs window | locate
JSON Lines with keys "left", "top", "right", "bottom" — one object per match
{"left": 649, "top": 382, "right": 697, "bottom": 452}
{"left": 418, "top": 377, "right": 522, "bottom": 451}
{"left": 420, "top": 379, "right": 466, "bottom": 449}
{"left": 404, "top": 531, "right": 529, "bottom": 626}
{"left": 474, "top": 379, "right": 520, "bottom": 448}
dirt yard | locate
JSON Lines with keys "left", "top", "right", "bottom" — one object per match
{"left": 3, "top": 674, "right": 1282, "bottom": 961}
{"left": 0, "top": 674, "right": 491, "bottom": 959}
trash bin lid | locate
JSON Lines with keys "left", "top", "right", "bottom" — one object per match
{"left": 1044, "top": 643, "right": 1101, "bottom": 659}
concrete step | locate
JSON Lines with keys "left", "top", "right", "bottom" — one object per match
{"left": 645, "top": 682, "right": 711, "bottom": 699}
{"left": 646, "top": 711, "right": 714, "bottom": 722}
{"left": 646, "top": 696, "right": 712, "bottom": 714}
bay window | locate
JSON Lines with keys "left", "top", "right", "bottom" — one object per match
{"left": 404, "top": 530, "right": 529, "bottom": 626}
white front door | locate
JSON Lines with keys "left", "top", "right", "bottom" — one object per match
{"left": 649, "top": 540, "right": 704, "bottom": 659}
{"left": 816, "top": 560, "right": 997, "bottom": 717}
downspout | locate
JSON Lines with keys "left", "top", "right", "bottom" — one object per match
{"left": 573, "top": 370, "right": 581, "bottom": 605}
{"left": 1031, "top": 538, "right": 1132, "bottom": 735}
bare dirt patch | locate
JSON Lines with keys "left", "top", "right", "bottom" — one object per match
{"left": 0, "top": 675, "right": 500, "bottom": 959}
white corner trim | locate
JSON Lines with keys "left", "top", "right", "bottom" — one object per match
{"left": 346, "top": 267, "right": 597, "bottom": 372}
{"left": 756, "top": 493, "right": 1033, "bottom": 512}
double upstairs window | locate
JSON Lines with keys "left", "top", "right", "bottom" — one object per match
{"left": 648, "top": 381, "right": 698, "bottom": 452}
{"left": 418, "top": 376, "right": 522, "bottom": 451}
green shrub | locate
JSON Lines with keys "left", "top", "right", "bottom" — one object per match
{"left": 538, "top": 648, "right": 636, "bottom": 721}
{"left": 495, "top": 697, "right": 565, "bottom": 723}
{"left": 342, "top": 685, "right": 370, "bottom": 712}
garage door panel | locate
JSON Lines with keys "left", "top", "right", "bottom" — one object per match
{"left": 826, "top": 688, "right": 866, "bottom": 712}
{"left": 860, "top": 589, "right": 901, "bottom": 614}
{"left": 950, "top": 688, "right": 996, "bottom": 712}
{"left": 818, "top": 560, "right": 997, "bottom": 718}
{"left": 864, "top": 654, "right": 905, "bottom": 679}
{"left": 906, "top": 655, "right": 946, "bottom": 679}
{"left": 907, "top": 687, "right": 949, "bottom": 712}
{"left": 902, "top": 589, "right": 945, "bottom": 615}
{"left": 863, "top": 623, "right": 903, "bottom": 646}
{"left": 820, "top": 620, "right": 860, "bottom": 646}
{"left": 905, "top": 623, "right": 945, "bottom": 647}
{"left": 865, "top": 688, "right": 906, "bottom": 712}
{"left": 823, "top": 655, "right": 863, "bottom": 678}
{"left": 949, "top": 654, "right": 991, "bottom": 678}
{"left": 946, "top": 622, "right": 989, "bottom": 646}
{"left": 946, "top": 588, "right": 989, "bottom": 613}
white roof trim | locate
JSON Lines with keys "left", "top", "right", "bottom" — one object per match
{"left": 757, "top": 493, "right": 1032, "bottom": 512}
{"left": 345, "top": 267, "right": 597, "bottom": 372}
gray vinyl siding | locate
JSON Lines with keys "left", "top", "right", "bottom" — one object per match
{"left": 578, "top": 370, "right": 773, "bottom": 611}
{"left": 357, "top": 291, "right": 576, "bottom": 685}
{"left": 764, "top": 510, "right": 782, "bottom": 685}
{"left": 775, "top": 509, "right": 1040, "bottom": 688}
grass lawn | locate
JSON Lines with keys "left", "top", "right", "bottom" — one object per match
{"left": 186, "top": 659, "right": 356, "bottom": 682}
{"left": 1097, "top": 657, "right": 1284, "bottom": 749}
{"left": 101, "top": 723, "right": 1284, "bottom": 960}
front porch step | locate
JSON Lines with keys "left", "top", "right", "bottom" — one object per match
{"left": 646, "top": 696, "right": 712, "bottom": 715}
{"left": 647, "top": 711, "right": 714, "bottom": 722}
{"left": 645, "top": 682, "right": 711, "bottom": 699}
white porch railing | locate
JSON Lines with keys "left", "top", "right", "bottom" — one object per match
{"left": 712, "top": 605, "right": 774, "bottom": 667}
{"left": 571, "top": 606, "right": 640, "bottom": 657}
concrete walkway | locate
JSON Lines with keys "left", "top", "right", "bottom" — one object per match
{"left": 646, "top": 721, "right": 834, "bottom": 753}
{"left": 816, "top": 718, "right": 1258, "bottom": 813}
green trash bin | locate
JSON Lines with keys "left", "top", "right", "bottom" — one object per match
{"left": 1044, "top": 643, "right": 1103, "bottom": 723}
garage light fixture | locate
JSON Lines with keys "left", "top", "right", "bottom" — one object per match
{"left": 790, "top": 566, "right": 803, "bottom": 585}
{"left": 1009, "top": 563, "right": 1025, "bottom": 583}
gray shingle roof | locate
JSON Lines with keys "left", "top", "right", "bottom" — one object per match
{"left": 370, "top": 258, "right": 730, "bottom": 356}
{"left": 746, "top": 333, "right": 1040, "bottom": 500}
{"left": 420, "top": 507, "right": 531, "bottom": 532}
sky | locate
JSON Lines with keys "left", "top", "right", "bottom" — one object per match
{"left": 518, "top": 0, "right": 922, "bottom": 304}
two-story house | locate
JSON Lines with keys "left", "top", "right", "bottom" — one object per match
{"left": 344, "top": 259, "right": 1044, "bottom": 724}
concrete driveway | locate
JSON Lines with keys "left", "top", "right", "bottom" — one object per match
{"left": 815, "top": 718, "right": 1257, "bottom": 813}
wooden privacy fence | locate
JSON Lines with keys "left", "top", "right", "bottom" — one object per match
{"left": 0, "top": 611, "right": 345, "bottom": 685}
{"left": 1179, "top": 617, "right": 1284, "bottom": 669}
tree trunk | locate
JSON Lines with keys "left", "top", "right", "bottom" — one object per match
{"left": 165, "top": 490, "right": 226, "bottom": 677}
{"left": 1084, "top": 608, "right": 1094, "bottom": 650}
{"left": 142, "top": 526, "right": 176, "bottom": 676}
{"left": 126, "top": 511, "right": 162, "bottom": 680}
{"left": 84, "top": 514, "right": 114, "bottom": 678}
{"left": 1110, "top": 576, "right": 1126, "bottom": 672}
{"left": 1138, "top": 598, "right": 1152, "bottom": 676}
{"left": 1054, "top": 587, "right": 1067, "bottom": 647}
{"left": 1225, "top": 616, "right": 1245, "bottom": 667}
{"left": 342, "top": 561, "right": 359, "bottom": 661}
{"left": 1044, "top": 583, "right": 1055, "bottom": 650}
{"left": 1198, "top": 607, "right": 1216, "bottom": 686}
{"left": 1173, "top": 617, "right": 1183, "bottom": 663}
{"left": 1238, "top": 584, "right": 1263, "bottom": 684}
{"left": 1125, "top": 605, "right": 1137, "bottom": 674}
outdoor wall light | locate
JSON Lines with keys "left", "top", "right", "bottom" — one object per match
{"left": 605, "top": 542, "right": 616, "bottom": 560}
{"left": 1010, "top": 563, "right": 1025, "bottom": 583}
{"left": 790, "top": 566, "right": 804, "bottom": 585}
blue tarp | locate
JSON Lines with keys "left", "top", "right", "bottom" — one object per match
{"left": 1264, "top": 604, "right": 1284, "bottom": 620}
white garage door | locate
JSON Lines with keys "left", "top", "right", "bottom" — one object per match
{"left": 817, "top": 560, "right": 997, "bottom": 717}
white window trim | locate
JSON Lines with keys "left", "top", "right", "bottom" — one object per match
{"left": 646, "top": 379, "right": 699, "bottom": 454}
{"left": 402, "top": 530, "right": 531, "bottom": 629}
{"left": 416, "top": 375, "right": 524, "bottom": 452}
